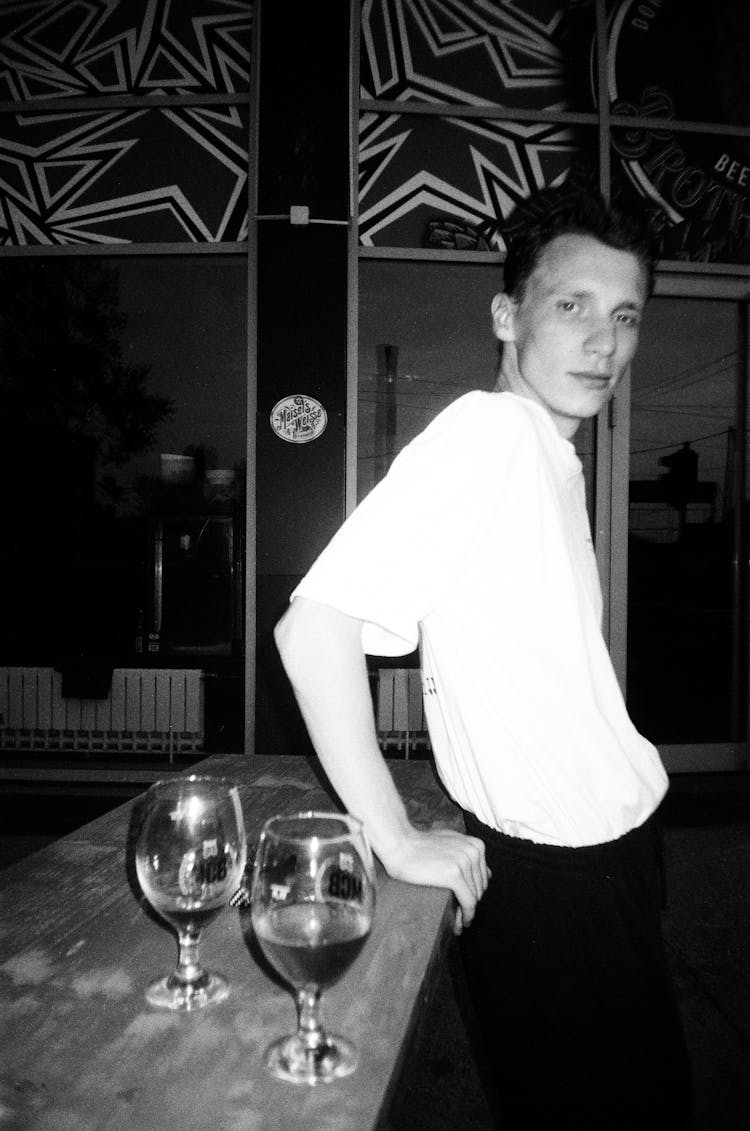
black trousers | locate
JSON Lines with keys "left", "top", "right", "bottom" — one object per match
{"left": 459, "top": 811, "right": 693, "bottom": 1131}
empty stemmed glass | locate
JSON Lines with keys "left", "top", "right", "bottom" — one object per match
{"left": 135, "top": 775, "right": 246, "bottom": 1011}
{"left": 250, "top": 811, "right": 376, "bottom": 1084}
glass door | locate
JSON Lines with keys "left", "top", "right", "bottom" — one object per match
{"left": 358, "top": 264, "right": 750, "bottom": 773}
{"left": 614, "top": 293, "right": 749, "bottom": 771}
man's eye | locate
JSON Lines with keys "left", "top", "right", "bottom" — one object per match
{"left": 557, "top": 300, "right": 579, "bottom": 314}
{"left": 615, "top": 311, "right": 640, "bottom": 327}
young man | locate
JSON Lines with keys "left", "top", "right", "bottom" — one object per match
{"left": 275, "top": 188, "right": 692, "bottom": 1129}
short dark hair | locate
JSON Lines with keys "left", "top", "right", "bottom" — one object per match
{"left": 501, "top": 185, "right": 656, "bottom": 301}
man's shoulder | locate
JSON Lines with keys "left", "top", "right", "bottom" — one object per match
{"left": 381, "top": 390, "right": 539, "bottom": 490}
{"left": 426, "top": 389, "right": 537, "bottom": 437}
{"left": 412, "top": 392, "right": 544, "bottom": 467}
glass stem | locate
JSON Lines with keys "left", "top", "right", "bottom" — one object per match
{"left": 296, "top": 985, "right": 325, "bottom": 1049}
{"left": 174, "top": 928, "right": 204, "bottom": 987}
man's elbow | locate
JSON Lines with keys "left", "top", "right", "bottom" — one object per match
{"left": 273, "top": 599, "right": 324, "bottom": 685}
{"left": 274, "top": 600, "right": 364, "bottom": 680}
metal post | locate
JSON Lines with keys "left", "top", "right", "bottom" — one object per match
{"left": 375, "top": 344, "right": 398, "bottom": 484}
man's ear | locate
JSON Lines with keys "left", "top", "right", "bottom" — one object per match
{"left": 491, "top": 292, "right": 517, "bottom": 342}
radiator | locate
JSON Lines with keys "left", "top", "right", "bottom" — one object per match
{"left": 0, "top": 667, "right": 204, "bottom": 756}
{"left": 376, "top": 668, "right": 431, "bottom": 758}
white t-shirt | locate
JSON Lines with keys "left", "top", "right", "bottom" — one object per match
{"left": 293, "top": 390, "right": 668, "bottom": 847}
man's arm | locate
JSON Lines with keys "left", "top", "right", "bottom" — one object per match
{"left": 274, "top": 597, "right": 488, "bottom": 927}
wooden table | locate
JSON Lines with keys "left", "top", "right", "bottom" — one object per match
{"left": 0, "top": 754, "right": 463, "bottom": 1131}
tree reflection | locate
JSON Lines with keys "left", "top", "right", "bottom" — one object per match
{"left": 1, "top": 260, "right": 172, "bottom": 483}
{"left": 0, "top": 260, "right": 174, "bottom": 664}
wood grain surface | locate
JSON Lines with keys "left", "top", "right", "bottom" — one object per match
{"left": 0, "top": 754, "right": 462, "bottom": 1131}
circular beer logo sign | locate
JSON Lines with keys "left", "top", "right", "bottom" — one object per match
{"left": 270, "top": 395, "right": 327, "bottom": 444}
{"left": 608, "top": 0, "right": 750, "bottom": 263}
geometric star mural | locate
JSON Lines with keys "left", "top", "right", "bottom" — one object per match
{"left": 0, "top": 0, "right": 252, "bottom": 244}
{"left": 359, "top": 0, "right": 597, "bottom": 251}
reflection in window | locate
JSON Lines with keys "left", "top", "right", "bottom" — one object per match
{"left": 358, "top": 257, "right": 598, "bottom": 507}
{"left": 0, "top": 257, "right": 247, "bottom": 748}
{"left": 358, "top": 260, "right": 500, "bottom": 500}
{"left": 626, "top": 297, "right": 742, "bottom": 742}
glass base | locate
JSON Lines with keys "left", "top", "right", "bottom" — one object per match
{"left": 145, "top": 969, "right": 229, "bottom": 1011}
{"left": 264, "top": 1033, "right": 358, "bottom": 1085}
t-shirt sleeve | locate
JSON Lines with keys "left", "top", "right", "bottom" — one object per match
{"left": 292, "top": 391, "right": 523, "bottom": 654}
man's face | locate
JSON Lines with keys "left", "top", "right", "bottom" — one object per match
{"left": 492, "top": 232, "right": 648, "bottom": 438}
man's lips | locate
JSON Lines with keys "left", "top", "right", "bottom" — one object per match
{"left": 571, "top": 371, "right": 612, "bottom": 385}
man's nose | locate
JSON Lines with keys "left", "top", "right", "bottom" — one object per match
{"left": 584, "top": 318, "right": 616, "bottom": 356}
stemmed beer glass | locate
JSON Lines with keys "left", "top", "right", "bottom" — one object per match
{"left": 135, "top": 775, "right": 246, "bottom": 1011}
{"left": 250, "top": 811, "right": 376, "bottom": 1084}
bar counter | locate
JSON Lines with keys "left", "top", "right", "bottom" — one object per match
{"left": 0, "top": 753, "right": 463, "bottom": 1131}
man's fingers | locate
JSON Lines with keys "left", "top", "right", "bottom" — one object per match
{"left": 449, "top": 863, "right": 479, "bottom": 928}
{"left": 467, "top": 835, "right": 489, "bottom": 899}
{"left": 456, "top": 834, "right": 488, "bottom": 904}
{"left": 429, "top": 830, "right": 488, "bottom": 920}
{"left": 451, "top": 836, "right": 490, "bottom": 930}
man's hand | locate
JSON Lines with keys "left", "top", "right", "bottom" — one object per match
{"left": 378, "top": 826, "right": 490, "bottom": 933}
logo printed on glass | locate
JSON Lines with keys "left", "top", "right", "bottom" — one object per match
{"left": 314, "top": 853, "right": 364, "bottom": 904}
{"left": 270, "top": 395, "right": 327, "bottom": 444}
{"left": 177, "top": 839, "right": 231, "bottom": 899}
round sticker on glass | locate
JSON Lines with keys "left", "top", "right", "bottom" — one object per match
{"left": 270, "top": 395, "right": 327, "bottom": 444}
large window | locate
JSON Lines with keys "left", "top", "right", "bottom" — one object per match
{"left": 357, "top": 260, "right": 497, "bottom": 500}
{"left": 0, "top": 255, "right": 248, "bottom": 748}
{"left": 627, "top": 297, "right": 747, "bottom": 745}
{"left": 357, "top": 257, "right": 596, "bottom": 502}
